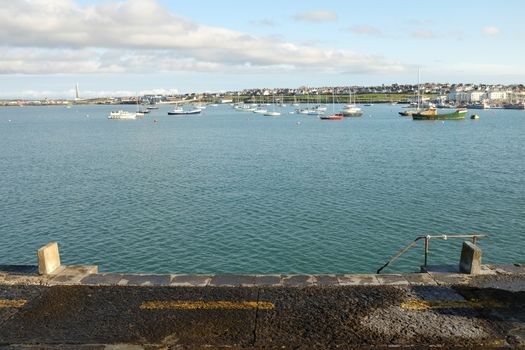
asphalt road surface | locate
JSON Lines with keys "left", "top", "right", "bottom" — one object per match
{"left": 0, "top": 282, "right": 524, "bottom": 349}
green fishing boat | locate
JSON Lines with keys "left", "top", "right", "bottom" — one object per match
{"left": 412, "top": 108, "right": 468, "bottom": 120}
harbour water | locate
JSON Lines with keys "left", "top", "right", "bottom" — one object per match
{"left": 0, "top": 104, "right": 523, "bottom": 274}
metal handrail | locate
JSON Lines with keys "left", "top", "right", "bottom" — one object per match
{"left": 376, "top": 233, "right": 487, "bottom": 274}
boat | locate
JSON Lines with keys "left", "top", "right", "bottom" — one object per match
{"left": 297, "top": 108, "right": 321, "bottom": 115}
{"left": 107, "top": 110, "right": 138, "bottom": 120}
{"left": 253, "top": 108, "right": 268, "bottom": 114}
{"left": 342, "top": 106, "right": 363, "bottom": 117}
{"left": 400, "top": 67, "right": 423, "bottom": 117}
{"left": 341, "top": 91, "right": 363, "bottom": 117}
{"left": 320, "top": 113, "right": 344, "bottom": 120}
{"left": 470, "top": 114, "right": 480, "bottom": 120}
{"left": 399, "top": 110, "right": 418, "bottom": 116}
{"left": 467, "top": 101, "right": 490, "bottom": 109}
{"left": 168, "top": 107, "right": 202, "bottom": 115}
{"left": 264, "top": 94, "right": 281, "bottom": 116}
{"left": 503, "top": 102, "right": 525, "bottom": 110}
{"left": 320, "top": 92, "right": 344, "bottom": 120}
{"left": 412, "top": 108, "right": 468, "bottom": 120}
{"left": 146, "top": 106, "right": 159, "bottom": 110}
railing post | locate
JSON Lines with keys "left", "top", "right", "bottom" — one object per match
{"left": 424, "top": 236, "right": 429, "bottom": 267}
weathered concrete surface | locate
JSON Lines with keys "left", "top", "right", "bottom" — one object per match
{"left": 0, "top": 280, "right": 523, "bottom": 348}
{"left": 37, "top": 242, "right": 61, "bottom": 275}
{"left": 0, "top": 264, "right": 523, "bottom": 349}
{"left": 460, "top": 241, "right": 483, "bottom": 274}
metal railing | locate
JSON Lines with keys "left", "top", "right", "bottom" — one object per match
{"left": 376, "top": 233, "right": 487, "bottom": 274}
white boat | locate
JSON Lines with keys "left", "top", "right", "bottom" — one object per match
{"left": 341, "top": 91, "right": 363, "bottom": 116}
{"left": 264, "top": 94, "right": 281, "bottom": 116}
{"left": 168, "top": 108, "right": 202, "bottom": 115}
{"left": 342, "top": 106, "right": 363, "bottom": 117}
{"left": 108, "top": 110, "right": 137, "bottom": 120}
{"left": 297, "top": 108, "right": 321, "bottom": 115}
{"left": 253, "top": 108, "right": 267, "bottom": 114}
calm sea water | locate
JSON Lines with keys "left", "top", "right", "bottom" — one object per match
{"left": 0, "top": 104, "right": 523, "bottom": 274}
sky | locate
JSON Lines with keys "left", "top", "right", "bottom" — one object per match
{"left": 1, "top": 0, "right": 524, "bottom": 98}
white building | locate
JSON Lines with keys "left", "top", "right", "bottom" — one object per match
{"left": 487, "top": 91, "right": 507, "bottom": 101}
{"left": 448, "top": 89, "right": 469, "bottom": 103}
{"left": 467, "top": 91, "right": 485, "bottom": 102}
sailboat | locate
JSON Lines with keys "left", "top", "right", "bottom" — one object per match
{"left": 297, "top": 90, "right": 321, "bottom": 115}
{"left": 264, "top": 93, "right": 281, "bottom": 116}
{"left": 341, "top": 90, "right": 363, "bottom": 117}
{"left": 320, "top": 92, "right": 344, "bottom": 120}
{"left": 399, "top": 68, "right": 422, "bottom": 117}
{"left": 292, "top": 95, "right": 300, "bottom": 107}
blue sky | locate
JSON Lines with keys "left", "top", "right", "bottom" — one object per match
{"left": 1, "top": 0, "right": 524, "bottom": 98}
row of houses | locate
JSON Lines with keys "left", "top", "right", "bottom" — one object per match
{"left": 447, "top": 89, "right": 525, "bottom": 103}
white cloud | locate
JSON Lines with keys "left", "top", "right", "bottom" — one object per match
{"left": 293, "top": 10, "right": 338, "bottom": 23}
{"left": 483, "top": 26, "right": 501, "bottom": 36}
{"left": 410, "top": 30, "right": 435, "bottom": 39}
{"left": 0, "top": 0, "right": 405, "bottom": 76}
{"left": 250, "top": 19, "right": 276, "bottom": 27}
{"left": 348, "top": 25, "right": 382, "bottom": 36}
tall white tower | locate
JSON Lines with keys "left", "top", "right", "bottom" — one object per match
{"left": 75, "top": 83, "right": 80, "bottom": 100}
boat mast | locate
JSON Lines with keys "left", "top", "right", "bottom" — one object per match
{"left": 417, "top": 67, "right": 420, "bottom": 111}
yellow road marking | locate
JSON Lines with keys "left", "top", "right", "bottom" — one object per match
{"left": 140, "top": 300, "right": 275, "bottom": 310}
{"left": 0, "top": 299, "right": 27, "bottom": 308}
{"left": 401, "top": 299, "right": 505, "bottom": 310}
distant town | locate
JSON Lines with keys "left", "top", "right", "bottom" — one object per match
{"left": 1, "top": 83, "right": 525, "bottom": 109}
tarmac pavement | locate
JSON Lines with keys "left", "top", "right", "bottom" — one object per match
{"left": 0, "top": 264, "right": 523, "bottom": 349}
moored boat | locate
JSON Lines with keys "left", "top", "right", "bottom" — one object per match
{"left": 503, "top": 102, "right": 525, "bottom": 110}
{"left": 399, "top": 109, "right": 420, "bottom": 116}
{"left": 297, "top": 108, "right": 321, "bottom": 115}
{"left": 168, "top": 108, "right": 202, "bottom": 115}
{"left": 342, "top": 106, "right": 363, "bottom": 117}
{"left": 108, "top": 110, "right": 138, "bottom": 120}
{"left": 342, "top": 91, "right": 362, "bottom": 116}
{"left": 253, "top": 108, "right": 268, "bottom": 114}
{"left": 320, "top": 113, "right": 344, "bottom": 120}
{"left": 412, "top": 108, "right": 467, "bottom": 120}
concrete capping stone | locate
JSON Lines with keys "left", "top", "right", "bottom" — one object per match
{"left": 459, "top": 241, "right": 482, "bottom": 274}
{"left": 403, "top": 273, "right": 438, "bottom": 286}
{"left": 170, "top": 274, "right": 212, "bottom": 287}
{"left": 208, "top": 274, "right": 256, "bottom": 287}
{"left": 313, "top": 274, "right": 340, "bottom": 286}
{"left": 337, "top": 274, "right": 380, "bottom": 286}
{"left": 426, "top": 272, "right": 472, "bottom": 286}
{"left": 376, "top": 274, "right": 410, "bottom": 286}
{"left": 281, "top": 275, "right": 315, "bottom": 287}
{"left": 254, "top": 275, "right": 282, "bottom": 287}
{"left": 37, "top": 242, "right": 61, "bottom": 275}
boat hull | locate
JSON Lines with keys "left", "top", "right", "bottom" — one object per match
{"left": 168, "top": 109, "right": 201, "bottom": 115}
{"left": 320, "top": 114, "right": 344, "bottom": 120}
{"left": 412, "top": 110, "right": 467, "bottom": 120}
